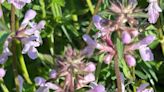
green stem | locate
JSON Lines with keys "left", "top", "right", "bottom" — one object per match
{"left": 0, "top": 4, "right": 5, "bottom": 24}
{"left": 0, "top": 79, "right": 9, "bottom": 92}
{"left": 15, "top": 15, "right": 32, "bottom": 84}
{"left": 86, "top": 0, "right": 103, "bottom": 34}
{"left": 16, "top": 40, "right": 32, "bottom": 84}
{"left": 114, "top": 55, "right": 122, "bottom": 92}
{"left": 95, "top": 54, "right": 103, "bottom": 82}
{"left": 11, "top": 4, "right": 20, "bottom": 92}
{"left": 86, "top": 0, "right": 94, "bottom": 14}
{"left": 39, "top": 0, "right": 46, "bottom": 18}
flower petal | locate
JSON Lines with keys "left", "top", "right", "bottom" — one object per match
{"left": 139, "top": 47, "right": 154, "bottom": 61}
{"left": 125, "top": 54, "right": 136, "bottom": 67}
{"left": 122, "top": 31, "right": 132, "bottom": 44}
{"left": 27, "top": 47, "right": 38, "bottom": 60}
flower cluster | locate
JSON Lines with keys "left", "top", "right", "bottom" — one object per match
{"left": 83, "top": 1, "right": 155, "bottom": 67}
{"left": 0, "top": 9, "right": 45, "bottom": 63}
{"left": 147, "top": 0, "right": 162, "bottom": 24}
{"left": 8, "top": 0, "right": 32, "bottom": 9}
{"left": 16, "top": 9, "right": 45, "bottom": 59}
{"left": 35, "top": 46, "right": 96, "bottom": 92}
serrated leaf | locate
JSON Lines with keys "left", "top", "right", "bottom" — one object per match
{"left": 0, "top": 31, "right": 9, "bottom": 54}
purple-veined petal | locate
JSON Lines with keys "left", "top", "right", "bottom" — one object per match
{"left": 36, "top": 86, "right": 49, "bottom": 92}
{"left": 0, "top": 68, "right": 6, "bottom": 78}
{"left": 9, "top": 0, "right": 26, "bottom": 9}
{"left": 83, "top": 34, "right": 96, "bottom": 46}
{"left": 82, "top": 46, "right": 95, "bottom": 57}
{"left": 147, "top": 1, "right": 162, "bottom": 24}
{"left": 36, "top": 20, "right": 46, "bottom": 30}
{"left": 24, "top": 9, "right": 36, "bottom": 20}
{"left": 27, "top": 47, "right": 38, "bottom": 60}
{"left": 49, "top": 69, "right": 57, "bottom": 79}
{"left": 88, "top": 84, "right": 106, "bottom": 92}
{"left": 24, "top": 28, "right": 35, "bottom": 35}
{"left": 82, "top": 34, "right": 96, "bottom": 57}
{"left": 137, "top": 83, "right": 149, "bottom": 92}
{"left": 93, "top": 15, "right": 103, "bottom": 30}
{"left": 22, "top": 43, "right": 31, "bottom": 54}
{"left": 139, "top": 47, "right": 154, "bottom": 61}
{"left": 45, "top": 82, "right": 60, "bottom": 90}
{"left": 133, "top": 35, "right": 155, "bottom": 50}
{"left": 21, "top": 9, "right": 37, "bottom": 28}
{"left": 34, "top": 77, "right": 46, "bottom": 86}
{"left": 122, "top": 31, "right": 132, "bottom": 44}
{"left": 0, "top": 53, "right": 9, "bottom": 64}
{"left": 125, "top": 54, "right": 136, "bottom": 67}
{"left": 18, "top": 75, "right": 24, "bottom": 92}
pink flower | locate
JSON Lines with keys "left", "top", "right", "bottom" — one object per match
{"left": 84, "top": 62, "right": 96, "bottom": 72}
{"left": 0, "top": 68, "right": 6, "bottom": 78}
{"left": 34, "top": 77, "right": 61, "bottom": 92}
{"left": 88, "top": 82, "right": 106, "bottom": 92}
{"left": 88, "top": 84, "right": 106, "bottom": 92}
{"left": 122, "top": 31, "right": 132, "bottom": 44}
{"left": 131, "top": 35, "right": 155, "bottom": 61}
{"left": 125, "top": 54, "right": 136, "bottom": 67}
{"left": 147, "top": 0, "right": 162, "bottom": 24}
{"left": 8, "top": 0, "right": 32, "bottom": 9}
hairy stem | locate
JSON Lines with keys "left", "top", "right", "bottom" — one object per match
{"left": 114, "top": 55, "right": 122, "bottom": 92}
{"left": 11, "top": 4, "right": 20, "bottom": 92}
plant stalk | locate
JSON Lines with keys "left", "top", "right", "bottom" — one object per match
{"left": 114, "top": 55, "right": 122, "bottom": 92}
{"left": 0, "top": 79, "right": 9, "bottom": 92}
{"left": 11, "top": 4, "right": 20, "bottom": 92}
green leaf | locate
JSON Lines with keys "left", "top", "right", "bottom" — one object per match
{"left": 116, "top": 38, "right": 123, "bottom": 60}
{"left": 149, "top": 69, "right": 158, "bottom": 82}
{"left": 53, "top": 0, "right": 65, "bottom": 7}
{"left": 135, "top": 70, "right": 147, "bottom": 79}
{"left": 0, "top": 31, "right": 9, "bottom": 54}
{"left": 38, "top": 53, "right": 54, "bottom": 65}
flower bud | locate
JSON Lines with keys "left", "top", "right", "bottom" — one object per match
{"left": 84, "top": 73, "right": 95, "bottom": 83}
{"left": 49, "top": 69, "right": 57, "bottom": 79}
{"left": 24, "top": 9, "right": 37, "bottom": 21}
{"left": 122, "top": 31, "right": 131, "bottom": 44}
{"left": 88, "top": 84, "right": 106, "bottom": 92}
{"left": 125, "top": 54, "right": 136, "bottom": 67}
{"left": 0, "top": 68, "right": 5, "bottom": 78}
{"left": 104, "top": 54, "right": 113, "bottom": 64}
{"left": 34, "top": 77, "right": 46, "bottom": 86}
{"left": 84, "top": 62, "right": 96, "bottom": 72}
